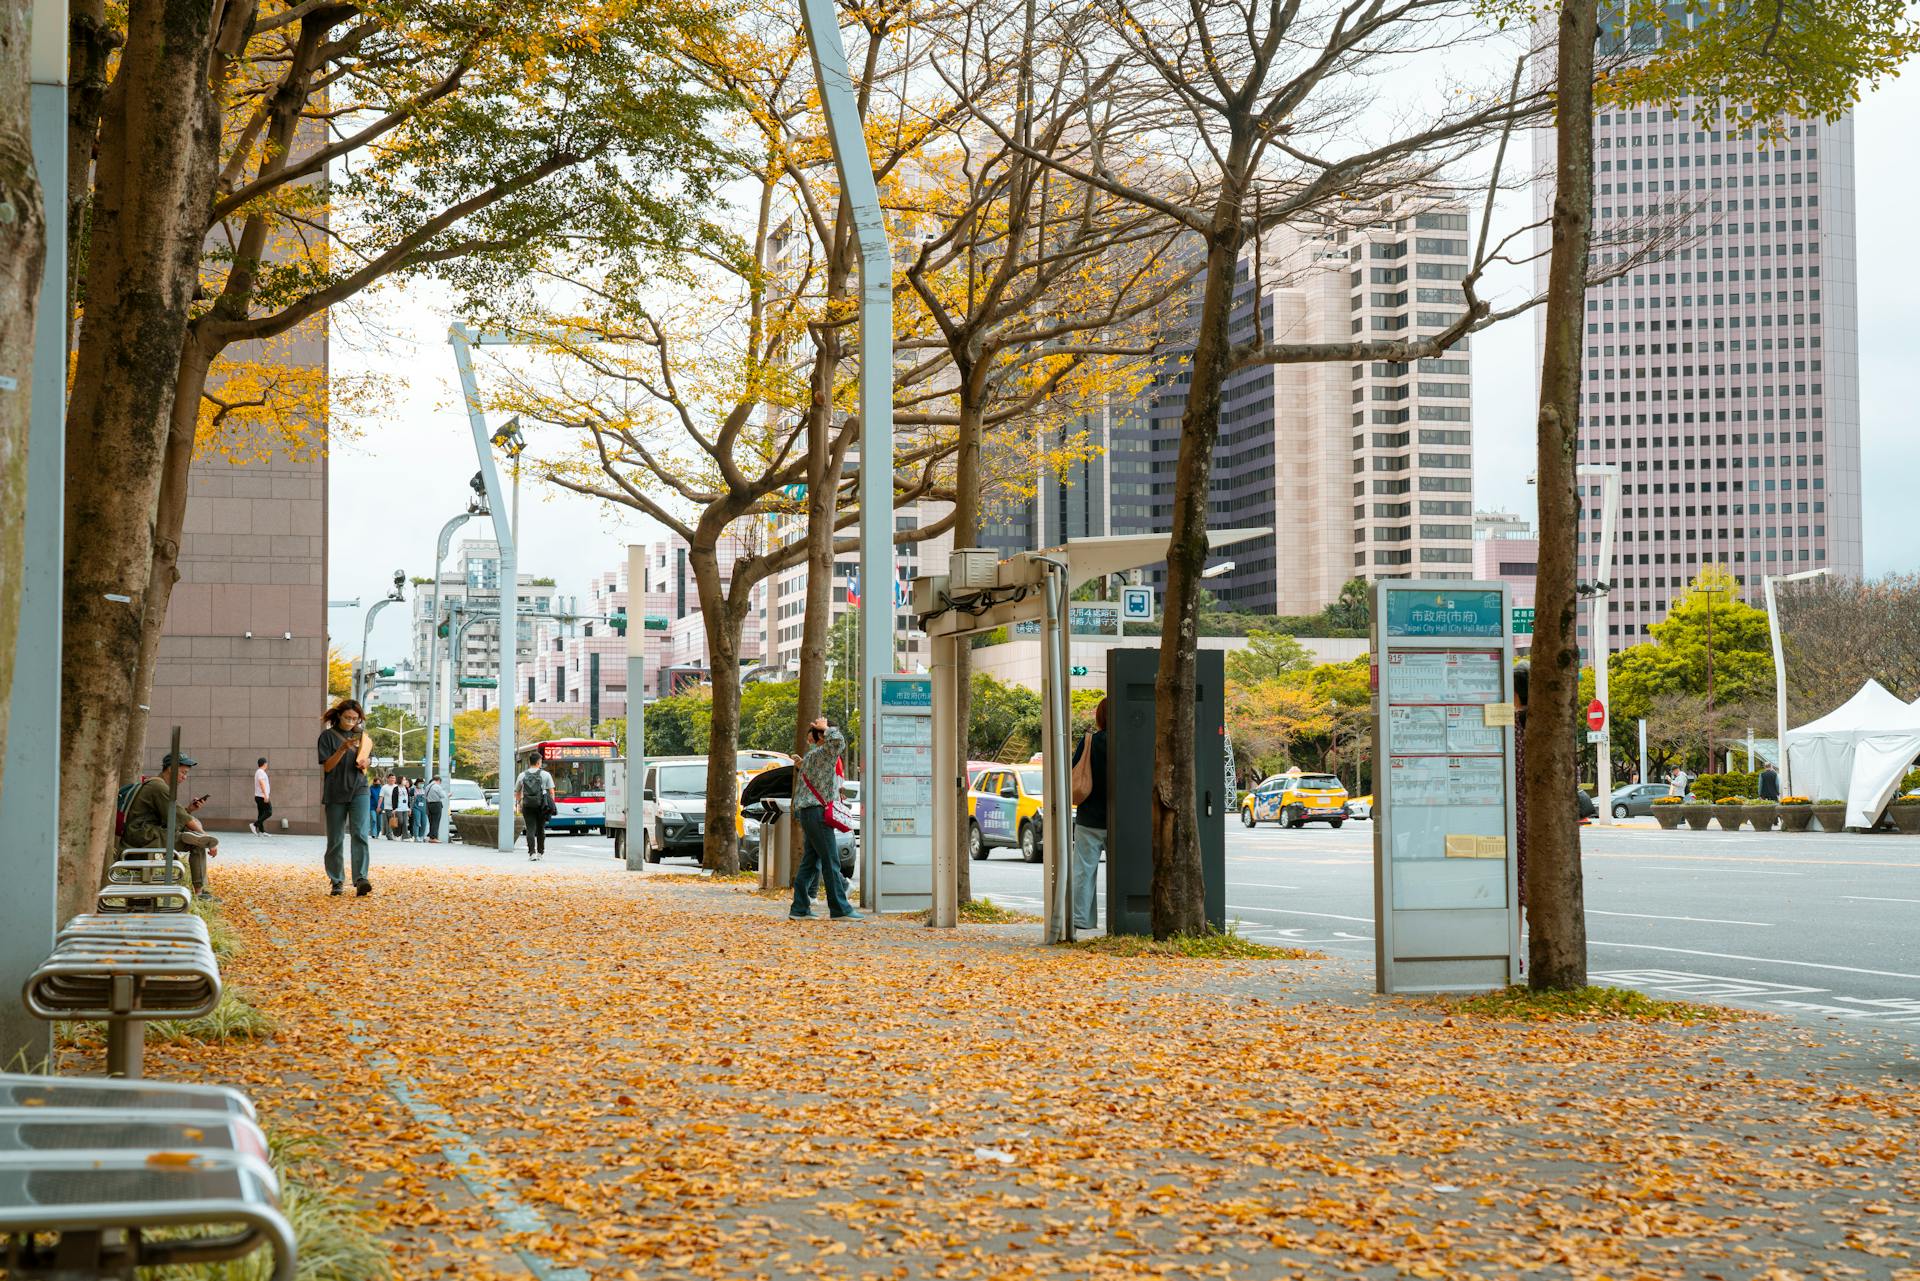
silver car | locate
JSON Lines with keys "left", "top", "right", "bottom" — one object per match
{"left": 1609, "top": 782, "right": 1672, "bottom": 819}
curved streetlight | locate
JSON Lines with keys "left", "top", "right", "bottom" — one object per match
{"left": 424, "top": 494, "right": 487, "bottom": 831}
{"left": 356, "top": 571, "right": 407, "bottom": 702}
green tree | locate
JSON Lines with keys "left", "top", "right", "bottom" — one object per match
{"left": 968, "top": 673, "right": 1042, "bottom": 762}
{"left": 1224, "top": 632, "right": 1313, "bottom": 686}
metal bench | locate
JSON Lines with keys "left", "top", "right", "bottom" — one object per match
{"left": 58, "top": 914, "right": 209, "bottom": 947}
{"left": 106, "top": 857, "right": 190, "bottom": 886}
{"left": 93, "top": 883, "right": 192, "bottom": 915}
{"left": 23, "top": 922, "right": 221, "bottom": 1079}
{"left": 0, "top": 1073, "right": 293, "bottom": 1280}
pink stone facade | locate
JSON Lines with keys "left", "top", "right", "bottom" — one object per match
{"left": 138, "top": 451, "right": 329, "bottom": 835}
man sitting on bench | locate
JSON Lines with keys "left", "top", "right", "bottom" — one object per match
{"left": 122, "top": 753, "right": 221, "bottom": 900}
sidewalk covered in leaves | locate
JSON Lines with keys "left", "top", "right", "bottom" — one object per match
{"left": 137, "top": 855, "right": 1919, "bottom": 1280}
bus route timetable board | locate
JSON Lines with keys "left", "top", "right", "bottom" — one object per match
{"left": 1371, "top": 583, "right": 1521, "bottom": 994}
{"left": 870, "top": 675, "right": 933, "bottom": 914}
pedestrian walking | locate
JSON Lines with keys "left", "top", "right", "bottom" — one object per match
{"left": 1758, "top": 762, "right": 1781, "bottom": 801}
{"left": 790, "top": 717, "right": 860, "bottom": 920}
{"left": 515, "top": 758, "right": 555, "bottom": 859}
{"left": 251, "top": 757, "right": 273, "bottom": 834}
{"left": 121, "top": 753, "right": 221, "bottom": 899}
{"left": 410, "top": 779, "right": 429, "bottom": 841}
{"left": 318, "top": 700, "right": 374, "bottom": 896}
{"left": 382, "top": 774, "right": 405, "bottom": 840}
{"left": 424, "top": 775, "right": 446, "bottom": 843}
{"left": 1068, "top": 697, "right": 1110, "bottom": 932}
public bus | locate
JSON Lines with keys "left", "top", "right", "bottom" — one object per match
{"left": 514, "top": 739, "right": 618, "bottom": 834}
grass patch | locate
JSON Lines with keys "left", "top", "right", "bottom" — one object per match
{"left": 1068, "top": 928, "right": 1320, "bottom": 960}
{"left": 1430, "top": 984, "right": 1748, "bottom": 1024}
{"left": 904, "top": 897, "right": 1040, "bottom": 925}
{"left": 193, "top": 893, "right": 244, "bottom": 959}
{"left": 147, "top": 986, "right": 277, "bottom": 1044}
{"left": 152, "top": 1131, "right": 392, "bottom": 1281}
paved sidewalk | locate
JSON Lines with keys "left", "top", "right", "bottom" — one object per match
{"left": 121, "top": 837, "right": 1920, "bottom": 1279}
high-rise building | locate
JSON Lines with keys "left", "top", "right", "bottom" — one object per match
{"left": 1537, "top": 94, "right": 1862, "bottom": 644}
{"left": 408, "top": 539, "right": 569, "bottom": 713}
{"left": 1107, "top": 207, "right": 1478, "bottom": 612}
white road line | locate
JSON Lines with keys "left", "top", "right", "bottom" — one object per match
{"left": 1229, "top": 881, "right": 1301, "bottom": 891}
{"left": 1590, "top": 939, "right": 1920, "bottom": 982}
{"left": 1842, "top": 895, "right": 1920, "bottom": 904}
{"left": 1636, "top": 865, "right": 1804, "bottom": 876}
{"left": 1223, "top": 905, "right": 1376, "bottom": 924}
{"left": 1588, "top": 910, "right": 1774, "bottom": 927}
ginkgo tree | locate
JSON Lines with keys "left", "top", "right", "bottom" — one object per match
{"left": 54, "top": 0, "right": 731, "bottom": 918}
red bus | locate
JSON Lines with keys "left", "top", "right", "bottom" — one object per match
{"left": 514, "top": 739, "right": 617, "bottom": 833}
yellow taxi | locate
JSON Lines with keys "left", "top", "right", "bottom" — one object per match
{"left": 1241, "top": 769, "right": 1350, "bottom": 829}
{"left": 968, "top": 764, "right": 1047, "bottom": 862}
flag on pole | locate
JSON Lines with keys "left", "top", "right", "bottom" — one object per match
{"left": 845, "top": 568, "right": 861, "bottom": 608}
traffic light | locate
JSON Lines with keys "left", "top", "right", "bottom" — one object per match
{"left": 378, "top": 667, "right": 395, "bottom": 678}
{"left": 436, "top": 619, "right": 450, "bottom": 638}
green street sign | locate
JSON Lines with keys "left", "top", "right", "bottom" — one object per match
{"left": 458, "top": 677, "right": 498, "bottom": 689}
{"left": 1511, "top": 607, "right": 1535, "bottom": 635}
{"left": 1070, "top": 665, "right": 1089, "bottom": 677}
{"left": 643, "top": 615, "right": 670, "bottom": 631}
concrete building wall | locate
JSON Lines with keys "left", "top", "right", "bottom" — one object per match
{"left": 140, "top": 447, "right": 329, "bottom": 834}
{"left": 1536, "top": 96, "right": 1863, "bottom": 646}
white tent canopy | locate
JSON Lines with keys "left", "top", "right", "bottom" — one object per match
{"left": 1783, "top": 680, "right": 1920, "bottom": 828}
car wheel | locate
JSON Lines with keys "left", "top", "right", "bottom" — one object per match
{"left": 1330, "top": 820, "right": 1343, "bottom": 830}
{"left": 1241, "top": 808, "right": 1256, "bottom": 828}
{"left": 968, "top": 821, "right": 987, "bottom": 860}
{"left": 1613, "top": 803, "right": 1630, "bottom": 819}
{"left": 1285, "top": 804, "right": 1304, "bottom": 829}
{"left": 1019, "top": 821, "right": 1041, "bottom": 863}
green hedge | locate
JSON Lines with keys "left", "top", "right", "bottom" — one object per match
{"left": 1692, "top": 772, "right": 1759, "bottom": 803}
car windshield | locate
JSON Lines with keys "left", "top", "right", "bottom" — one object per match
{"left": 1291, "top": 775, "right": 1342, "bottom": 791}
{"left": 655, "top": 764, "right": 706, "bottom": 796}
{"left": 450, "top": 782, "right": 483, "bottom": 799}
{"left": 1019, "top": 771, "right": 1043, "bottom": 796}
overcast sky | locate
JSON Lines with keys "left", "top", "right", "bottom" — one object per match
{"left": 325, "top": 61, "right": 1920, "bottom": 671}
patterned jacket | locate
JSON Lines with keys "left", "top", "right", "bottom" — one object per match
{"left": 793, "top": 727, "right": 846, "bottom": 811}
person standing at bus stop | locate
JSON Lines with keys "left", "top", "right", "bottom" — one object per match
{"left": 790, "top": 717, "right": 861, "bottom": 920}
{"left": 1069, "top": 697, "right": 1110, "bottom": 931}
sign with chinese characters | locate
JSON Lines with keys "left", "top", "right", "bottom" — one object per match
{"left": 1372, "top": 580, "right": 1519, "bottom": 996}
{"left": 1385, "top": 588, "right": 1506, "bottom": 639}
{"left": 870, "top": 675, "right": 933, "bottom": 914}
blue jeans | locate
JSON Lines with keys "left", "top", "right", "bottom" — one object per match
{"left": 1072, "top": 824, "right": 1106, "bottom": 930}
{"left": 410, "top": 801, "right": 428, "bottom": 839}
{"left": 323, "top": 792, "right": 372, "bottom": 887}
{"left": 791, "top": 806, "right": 855, "bottom": 917}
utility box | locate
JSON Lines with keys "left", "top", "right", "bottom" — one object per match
{"left": 1104, "top": 648, "right": 1226, "bottom": 936}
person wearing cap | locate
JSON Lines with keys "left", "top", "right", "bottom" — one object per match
{"left": 120, "top": 753, "right": 220, "bottom": 899}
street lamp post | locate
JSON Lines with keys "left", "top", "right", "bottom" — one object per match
{"left": 1763, "top": 566, "right": 1831, "bottom": 795}
{"left": 424, "top": 505, "right": 481, "bottom": 834}
{"left": 356, "top": 572, "right": 407, "bottom": 702}
{"left": 1577, "top": 465, "right": 1620, "bottom": 823}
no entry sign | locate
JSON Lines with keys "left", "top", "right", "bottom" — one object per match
{"left": 1587, "top": 699, "right": 1607, "bottom": 732}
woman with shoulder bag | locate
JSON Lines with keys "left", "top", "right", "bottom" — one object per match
{"left": 1069, "top": 697, "right": 1111, "bottom": 931}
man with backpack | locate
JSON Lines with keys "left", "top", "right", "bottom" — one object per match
{"left": 515, "top": 758, "right": 556, "bottom": 860}
{"left": 120, "top": 753, "right": 220, "bottom": 899}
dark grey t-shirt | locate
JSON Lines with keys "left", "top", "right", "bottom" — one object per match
{"left": 317, "top": 729, "right": 368, "bottom": 805}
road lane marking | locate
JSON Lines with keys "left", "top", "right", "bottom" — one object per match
{"left": 1588, "top": 910, "right": 1774, "bottom": 927}
{"left": 1224, "top": 905, "right": 1375, "bottom": 923}
{"left": 1635, "top": 865, "right": 1803, "bottom": 876}
{"left": 1229, "top": 881, "right": 1302, "bottom": 890}
{"left": 1842, "top": 895, "right": 1920, "bottom": 904}
{"left": 1590, "top": 939, "right": 1920, "bottom": 982}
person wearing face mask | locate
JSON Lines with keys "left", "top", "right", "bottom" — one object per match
{"left": 318, "top": 699, "right": 376, "bottom": 897}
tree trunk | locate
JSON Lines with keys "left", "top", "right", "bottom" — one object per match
{"left": 1150, "top": 191, "right": 1246, "bottom": 940}
{"left": 0, "top": 0, "right": 49, "bottom": 814}
{"left": 951, "top": 370, "right": 984, "bottom": 906}
{"left": 792, "top": 328, "right": 843, "bottom": 756}
{"left": 691, "top": 546, "right": 742, "bottom": 874}
{"left": 63, "top": 0, "right": 117, "bottom": 345}
{"left": 1526, "top": 0, "right": 1597, "bottom": 990}
{"left": 120, "top": 335, "right": 213, "bottom": 779}
{"left": 57, "top": 0, "right": 221, "bottom": 921}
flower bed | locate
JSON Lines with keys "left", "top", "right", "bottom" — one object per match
{"left": 1651, "top": 796, "right": 1685, "bottom": 829}
{"left": 1744, "top": 801, "right": 1779, "bottom": 832}
{"left": 1777, "top": 797, "right": 1813, "bottom": 832}
{"left": 1810, "top": 800, "right": 1848, "bottom": 832}
{"left": 451, "top": 809, "right": 524, "bottom": 845}
{"left": 1676, "top": 803, "right": 1712, "bottom": 831}
{"left": 1711, "top": 797, "right": 1750, "bottom": 831}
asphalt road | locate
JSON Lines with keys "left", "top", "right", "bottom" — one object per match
{"left": 965, "top": 818, "right": 1920, "bottom": 1037}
